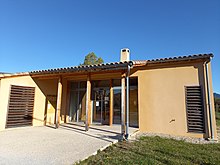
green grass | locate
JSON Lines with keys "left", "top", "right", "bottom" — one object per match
{"left": 77, "top": 136, "right": 220, "bottom": 165}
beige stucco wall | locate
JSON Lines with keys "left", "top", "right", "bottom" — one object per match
{"left": 0, "top": 60, "right": 216, "bottom": 140}
{"left": 131, "top": 61, "right": 217, "bottom": 139}
{"left": 32, "top": 78, "right": 58, "bottom": 125}
{"left": 0, "top": 75, "right": 46, "bottom": 131}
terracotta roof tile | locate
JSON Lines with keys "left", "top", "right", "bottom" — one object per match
{"left": 29, "top": 53, "right": 213, "bottom": 75}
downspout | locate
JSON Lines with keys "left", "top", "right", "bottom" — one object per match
{"left": 205, "top": 60, "right": 214, "bottom": 140}
{"left": 121, "top": 75, "right": 126, "bottom": 137}
{"left": 125, "top": 64, "right": 131, "bottom": 139}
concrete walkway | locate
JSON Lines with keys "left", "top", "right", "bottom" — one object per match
{"left": 0, "top": 124, "right": 138, "bottom": 165}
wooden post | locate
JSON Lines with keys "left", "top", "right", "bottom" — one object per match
{"left": 55, "top": 77, "right": 62, "bottom": 128}
{"left": 121, "top": 75, "right": 126, "bottom": 136}
{"left": 109, "top": 79, "right": 113, "bottom": 126}
{"left": 85, "top": 75, "right": 91, "bottom": 131}
{"left": 64, "top": 81, "right": 70, "bottom": 123}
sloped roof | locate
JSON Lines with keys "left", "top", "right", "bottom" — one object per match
{"left": 29, "top": 53, "right": 213, "bottom": 75}
{"left": 132, "top": 53, "right": 213, "bottom": 66}
{"left": 30, "top": 61, "right": 133, "bottom": 75}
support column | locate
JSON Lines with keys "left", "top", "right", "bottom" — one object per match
{"left": 109, "top": 79, "right": 113, "bottom": 126}
{"left": 121, "top": 74, "right": 126, "bottom": 137}
{"left": 85, "top": 74, "right": 91, "bottom": 131}
{"left": 125, "top": 65, "right": 130, "bottom": 139}
{"left": 55, "top": 76, "right": 62, "bottom": 128}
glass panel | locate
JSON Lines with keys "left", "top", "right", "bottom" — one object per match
{"left": 78, "top": 90, "right": 86, "bottom": 121}
{"left": 92, "top": 80, "right": 110, "bottom": 124}
{"left": 130, "top": 78, "right": 138, "bottom": 86}
{"left": 92, "top": 80, "right": 110, "bottom": 88}
{"left": 69, "top": 91, "right": 78, "bottom": 122}
{"left": 80, "top": 81, "right": 86, "bottom": 89}
{"left": 93, "top": 89, "right": 110, "bottom": 124}
{"left": 112, "top": 77, "right": 139, "bottom": 127}
{"left": 113, "top": 79, "right": 121, "bottom": 86}
{"left": 129, "top": 77, "right": 138, "bottom": 127}
{"left": 113, "top": 87, "right": 121, "bottom": 124}
{"left": 69, "top": 81, "right": 86, "bottom": 122}
{"left": 71, "top": 82, "right": 78, "bottom": 90}
{"left": 129, "top": 88, "right": 138, "bottom": 127}
{"left": 113, "top": 79, "right": 121, "bottom": 124}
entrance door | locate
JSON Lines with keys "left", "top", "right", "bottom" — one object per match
{"left": 69, "top": 82, "right": 86, "bottom": 122}
{"left": 93, "top": 89, "right": 110, "bottom": 124}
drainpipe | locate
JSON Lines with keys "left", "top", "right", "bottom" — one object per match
{"left": 125, "top": 65, "right": 130, "bottom": 139}
{"left": 121, "top": 75, "right": 126, "bottom": 137}
{"left": 205, "top": 60, "right": 214, "bottom": 140}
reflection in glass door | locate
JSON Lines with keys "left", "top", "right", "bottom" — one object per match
{"left": 69, "top": 82, "right": 86, "bottom": 122}
{"left": 93, "top": 89, "right": 110, "bottom": 124}
{"left": 112, "top": 78, "right": 139, "bottom": 127}
{"left": 113, "top": 87, "right": 121, "bottom": 124}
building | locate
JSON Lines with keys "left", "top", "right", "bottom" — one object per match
{"left": 0, "top": 50, "right": 217, "bottom": 140}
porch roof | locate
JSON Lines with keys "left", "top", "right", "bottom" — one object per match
{"left": 30, "top": 61, "right": 133, "bottom": 75}
{"left": 29, "top": 53, "right": 213, "bottom": 76}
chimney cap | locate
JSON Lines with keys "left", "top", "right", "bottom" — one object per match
{"left": 121, "top": 48, "right": 130, "bottom": 53}
{"left": 120, "top": 48, "right": 130, "bottom": 62}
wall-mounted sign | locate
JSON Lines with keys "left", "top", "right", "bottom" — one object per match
{"left": 96, "top": 101, "right": 99, "bottom": 106}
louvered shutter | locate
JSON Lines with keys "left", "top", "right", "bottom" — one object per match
{"left": 6, "top": 85, "right": 35, "bottom": 128}
{"left": 185, "top": 86, "right": 205, "bottom": 133}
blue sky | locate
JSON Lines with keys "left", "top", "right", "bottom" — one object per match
{"left": 0, "top": 0, "right": 219, "bottom": 93}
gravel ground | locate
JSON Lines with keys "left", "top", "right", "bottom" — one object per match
{"left": 0, "top": 125, "right": 127, "bottom": 165}
{"left": 131, "top": 132, "right": 219, "bottom": 144}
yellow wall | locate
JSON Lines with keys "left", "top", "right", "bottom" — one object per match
{"left": 0, "top": 60, "right": 217, "bottom": 140}
{"left": 0, "top": 76, "right": 60, "bottom": 130}
{"left": 0, "top": 76, "right": 46, "bottom": 130}
{"left": 32, "top": 78, "right": 58, "bottom": 125}
{"left": 132, "top": 61, "right": 217, "bottom": 139}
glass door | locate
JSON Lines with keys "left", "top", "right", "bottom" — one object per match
{"left": 69, "top": 82, "right": 86, "bottom": 122}
{"left": 113, "top": 87, "right": 121, "bottom": 124}
{"left": 93, "top": 88, "right": 110, "bottom": 124}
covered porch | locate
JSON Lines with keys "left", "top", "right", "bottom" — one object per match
{"left": 30, "top": 61, "right": 139, "bottom": 139}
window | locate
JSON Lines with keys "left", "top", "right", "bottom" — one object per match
{"left": 185, "top": 86, "right": 205, "bottom": 133}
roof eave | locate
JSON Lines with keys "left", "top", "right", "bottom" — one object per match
{"left": 30, "top": 62, "right": 133, "bottom": 76}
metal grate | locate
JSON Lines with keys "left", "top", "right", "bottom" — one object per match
{"left": 185, "top": 86, "right": 205, "bottom": 133}
{"left": 6, "top": 85, "right": 35, "bottom": 128}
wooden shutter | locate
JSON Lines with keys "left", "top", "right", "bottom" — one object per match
{"left": 6, "top": 85, "right": 35, "bottom": 128}
{"left": 185, "top": 86, "right": 205, "bottom": 133}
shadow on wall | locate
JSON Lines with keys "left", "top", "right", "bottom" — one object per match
{"left": 31, "top": 77, "right": 58, "bottom": 125}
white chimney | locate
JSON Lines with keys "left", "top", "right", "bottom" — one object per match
{"left": 120, "top": 48, "right": 130, "bottom": 62}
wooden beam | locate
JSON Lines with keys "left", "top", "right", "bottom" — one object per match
{"left": 85, "top": 74, "right": 91, "bottom": 131}
{"left": 109, "top": 79, "right": 113, "bottom": 126}
{"left": 55, "top": 77, "right": 62, "bottom": 128}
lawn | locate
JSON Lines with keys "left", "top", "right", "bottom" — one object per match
{"left": 77, "top": 136, "right": 220, "bottom": 165}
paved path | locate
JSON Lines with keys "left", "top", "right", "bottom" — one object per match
{"left": 0, "top": 124, "right": 137, "bottom": 165}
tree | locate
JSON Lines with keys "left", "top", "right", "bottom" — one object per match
{"left": 81, "top": 52, "right": 104, "bottom": 65}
